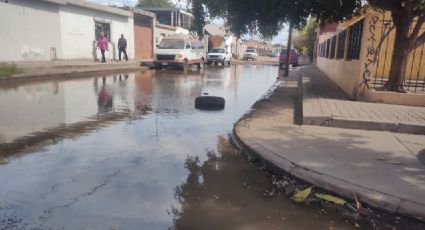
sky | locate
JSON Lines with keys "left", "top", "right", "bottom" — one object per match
{"left": 89, "top": 0, "right": 289, "bottom": 44}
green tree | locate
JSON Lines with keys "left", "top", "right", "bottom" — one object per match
{"left": 191, "top": 0, "right": 425, "bottom": 92}
{"left": 300, "top": 19, "right": 318, "bottom": 61}
{"left": 291, "top": 31, "right": 302, "bottom": 53}
{"left": 137, "top": 0, "right": 174, "bottom": 7}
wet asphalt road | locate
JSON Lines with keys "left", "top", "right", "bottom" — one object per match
{"left": 0, "top": 65, "right": 368, "bottom": 229}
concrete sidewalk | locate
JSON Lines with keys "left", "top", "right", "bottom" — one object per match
{"left": 234, "top": 69, "right": 425, "bottom": 220}
{"left": 302, "top": 66, "right": 425, "bottom": 134}
{"left": 0, "top": 59, "right": 150, "bottom": 83}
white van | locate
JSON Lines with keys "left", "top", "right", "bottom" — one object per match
{"left": 154, "top": 35, "right": 206, "bottom": 70}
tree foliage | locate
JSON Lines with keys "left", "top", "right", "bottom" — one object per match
{"left": 190, "top": 0, "right": 363, "bottom": 38}
{"left": 137, "top": 0, "right": 174, "bottom": 8}
{"left": 293, "top": 19, "right": 318, "bottom": 61}
{"left": 191, "top": 0, "right": 425, "bottom": 91}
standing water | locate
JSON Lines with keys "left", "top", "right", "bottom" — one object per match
{"left": 0, "top": 66, "right": 368, "bottom": 229}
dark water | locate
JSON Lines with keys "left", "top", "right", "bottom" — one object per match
{"left": 0, "top": 66, "right": 365, "bottom": 229}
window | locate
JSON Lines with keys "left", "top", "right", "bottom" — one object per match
{"left": 95, "top": 21, "right": 111, "bottom": 40}
{"left": 347, "top": 19, "right": 364, "bottom": 60}
{"left": 326, "top": 39, "right": 331, "bottom": 58}
{"left": 330, "top": 36, "right": 337, "bottom": 59}
{"left": 336, "top": 30, "right": 347, "bottom": 59}
{"left": 157, "top": 39, "right": 185, "bottom": 49}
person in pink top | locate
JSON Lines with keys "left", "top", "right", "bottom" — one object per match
{"left": 97, "top": 32, "right": 109, "bottom": 63}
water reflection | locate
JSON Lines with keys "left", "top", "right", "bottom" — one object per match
{"left": 97, "top": 77, "right": 114, "bottom": 113}
{"left": 172, "top": 136, "right": 364, "bottom": 230}
{"left": 0, "top": 66, "right": 361, "bottom": 229}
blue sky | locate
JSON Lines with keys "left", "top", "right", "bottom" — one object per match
{"left": 88, "top": 0, "right": 289, "bottom": 44}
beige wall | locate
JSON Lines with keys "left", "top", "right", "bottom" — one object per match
{"left": 316, "top": 12, "right": 381, "bottom": 99}
{"left": 316, "top": 11, "right": 425, "bottom": 106}
{"left": 316, "top": 58, "right": 360, "bottom": 97}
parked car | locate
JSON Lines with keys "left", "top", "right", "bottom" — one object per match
{"left": 265, "top": 51, "right": 278, "bottom": 57}
{"left": 206, "top": 47, "right": 232, "bottom": 66}
{"left": 279, "top": 48, "right": 299, "bottom": 68}
{"left": 243, "top": 48, "right": 258, "bottom": 60}
{"left": 154, "top": 35, "right": 206, "bottom": 70}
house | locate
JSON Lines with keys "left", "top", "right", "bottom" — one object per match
{"left": 315, "top": 10, "right": 425, "bottom": 106}
{"left": 203, "top": 24, "right": 244, "bottom": 58}
{"left": 246, "top": 39, "right": 272, "bottom": 56}
{"left": 141, "top": 7, "right": 193, "bottom": 33}
{"left": 140, "top": 8, "right": 195, "bottom": 54}
{"left": 126, "top": 8, "right": 156, "bottom": 59}
{"left": 0, "top": 0, "right": 135, "bottom": 61}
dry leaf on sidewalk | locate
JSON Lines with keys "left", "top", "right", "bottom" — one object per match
{"left": 292, "top": 187, "right": 312, "bottom": 203}
{"left": 314, "top": 193, "right": 346, "bottom": 205}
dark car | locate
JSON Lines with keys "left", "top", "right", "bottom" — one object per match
{"left": 279, "top": 48, "right": 299, "bottom": 68}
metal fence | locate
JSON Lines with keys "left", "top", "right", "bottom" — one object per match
{"left": 372, "top": 15, "right": 425, "bottom": 92}
{"left": 348, "top": 19, "right": 364, "bottom": 60}
{"left": 336, "top": 30, "right": 346, "bottom": 59}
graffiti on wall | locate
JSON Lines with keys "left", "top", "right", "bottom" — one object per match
{"left": 21, "top": 45, "right": 44, "bottom": 60}
{"left": 361, "top": 15, "right": 380, "bottom": 88}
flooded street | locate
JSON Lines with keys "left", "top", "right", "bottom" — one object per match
{"left": 0, "top": 65, "right": 366, "bottom": 229}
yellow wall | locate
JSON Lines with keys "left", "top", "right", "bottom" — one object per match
{"left": 375, "top": 18, "right": 425, "bottom": 81}
{"left": 317, "top": 10, "right": 425, "bottom": 100}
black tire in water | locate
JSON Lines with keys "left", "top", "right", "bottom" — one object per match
{"left": 195, "top": 96, "right": 225, "bottom": 110}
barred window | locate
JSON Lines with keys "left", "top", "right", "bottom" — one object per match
{"left": 326, "top": 39, "right": 331, "bottom": 58}
{"left": 318, "top": 43, "right": 323, "bottom": 57}
{"left": 347, "top": 19, "right": 364, "bottom": 60}
{"left": 336, "top": 30, "right": 347, "bottom": 59}
{"left": 330, "top": 36, "right": 337, "bottom": 59}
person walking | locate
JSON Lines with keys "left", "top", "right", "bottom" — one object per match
{"left": 97, "top": 32, "right": 109, "bottom": 63}
{"left": 118, "top": 34, "right": 128, "bottom": 61}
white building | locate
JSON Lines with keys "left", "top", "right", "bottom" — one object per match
{"left": 203, "top": 24, "right": 243, "bottom": 57}
{"left": 0, "top": 0, "right": 135, "bottom": 61}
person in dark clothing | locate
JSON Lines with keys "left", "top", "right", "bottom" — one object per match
{"left": 118, "top": 34, "right": 128, "bottom": 61}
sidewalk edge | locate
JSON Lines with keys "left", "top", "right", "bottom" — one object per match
{"left": 233, "top": 116, "right": 425, "bottom": 221}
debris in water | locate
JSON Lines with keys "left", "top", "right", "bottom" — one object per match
{"left": 263, "top": 188, "right": 276, "bottom": 198}
{"left": 314, "top": 193, "right": 346, "bottom": 205}
{"left": 291, "top": 187, "right": 312, "bottom": 203}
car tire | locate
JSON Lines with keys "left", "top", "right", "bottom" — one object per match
{"left": 227, "top": 59, "right": 231, "bottom": 66}
{"left": 222, "top": 58, "right": 226, "bottom": 66}
{"left": 195, "top": 96, "right": 225, "bottom": 110}
{"left": 292, "top": 63, "right": 298, "bottom": 67}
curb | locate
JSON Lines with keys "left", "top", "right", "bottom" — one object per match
{"left": 301, "top": 73, "right": 425, "bottom": 135}
{"left": 233, "top": 122, "right": 425, "bottom": 221}
{"left": 302, "top": 115, "right": 425, "bottom": 135}
{"left": 0, "top": 66, "right": 146, "bottom": 84}
{"left": 233, "top": 71, "right": 425, "bottom": 221}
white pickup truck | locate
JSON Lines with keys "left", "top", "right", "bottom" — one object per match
{"left": 206, "top": 48, "right": 232, "bottom": 66}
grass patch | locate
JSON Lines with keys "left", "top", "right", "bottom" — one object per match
{"left": 0, "top": 63, "right": 24, "bottom": 77}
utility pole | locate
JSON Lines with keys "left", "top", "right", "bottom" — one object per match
{"left": 284, "top": 22, "right": 293, "bottom": 77}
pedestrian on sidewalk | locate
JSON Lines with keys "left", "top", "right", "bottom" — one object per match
{"left": 118, "top": 34, "right": 128, "bottom": 61}
{"left": 97, "top": 32, "right": 109, "bottom": 63}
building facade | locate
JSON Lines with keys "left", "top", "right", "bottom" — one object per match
{"left": 141, "top": 7, "right": 193, "bottom": 32}
{"left": 0, "top": 0, "right": 135, "bottom": 61}
{"left": 315, "top": 10, "right": 425, "bottom": 106}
